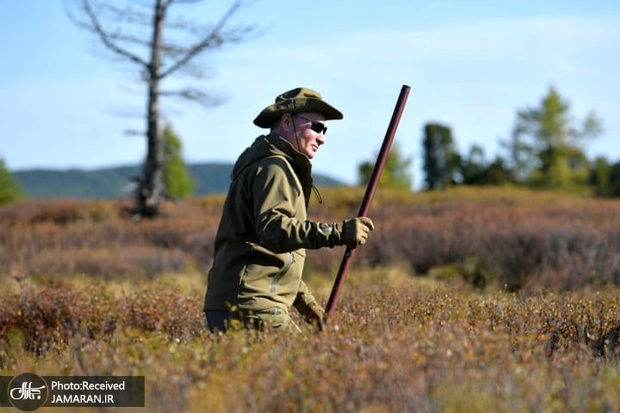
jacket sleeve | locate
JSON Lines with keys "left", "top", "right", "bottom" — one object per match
{"left": 252, "top": 158, "right": 343, "bottom": 252}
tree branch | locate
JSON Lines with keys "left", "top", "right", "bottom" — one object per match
{"left": 79, "top": 0, "right": 149, "bottom": 68}
{"left": 159, "top": 87, "right": 224, "bottom": 107}
{"left": 169, "top": 0, "right": 204, "bottom": 4}
{"left": 159, "top": 0, "right": 251, "bottom": 79}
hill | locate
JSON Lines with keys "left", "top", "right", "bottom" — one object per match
{"left": 14, "top": 163, "right": 346, "bottom": 199}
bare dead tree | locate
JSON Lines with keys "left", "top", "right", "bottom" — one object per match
{"left": 65, "top": 0, "right": 256, "bottom": 217}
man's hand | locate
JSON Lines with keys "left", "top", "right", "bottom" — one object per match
{"left": 341, "top": 217, "right": 375, "bottom": 247}
{"left": 302, "top": 303, "right": 325, "bottom": 332}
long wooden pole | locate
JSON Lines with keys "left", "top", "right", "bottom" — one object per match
{"left": 324, "top": 84, "right": 411, "bottom": 320}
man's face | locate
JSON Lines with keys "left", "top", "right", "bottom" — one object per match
{"left": 289, "top": 112, "right": 327, "bottom": 159}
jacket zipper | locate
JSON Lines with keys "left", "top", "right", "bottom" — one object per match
{"left": 270, "top": 252, "right": 293, "bottom": 294}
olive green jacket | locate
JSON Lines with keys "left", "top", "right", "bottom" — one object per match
{"left": 203, "top": 133, "right": 342, "bottom": 315}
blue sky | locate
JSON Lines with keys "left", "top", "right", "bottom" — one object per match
{"left": 1, "top": 1, "right": 619, "bottom": 189}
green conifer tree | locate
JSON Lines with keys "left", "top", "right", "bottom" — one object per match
{"left": 422, "top": 123, "right": 460, "bottom": 190}
{"left": 509, "top": 86, "right": 603, "bottom": 191}
{"left": 0, "top": 159, "right": 24, "bottom": 204}
{"left": 358, "top": 142, "right": 413, "bottom": 190}
{"left": 162, "top": 124, "right": 195, "bottom": 199}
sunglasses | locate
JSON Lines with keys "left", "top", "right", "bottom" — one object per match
{"left": 293, "top": 115, "right": 328, "bottom": 135}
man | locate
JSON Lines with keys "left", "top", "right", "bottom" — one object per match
{"left": 203, "top": 87, "right": 374, "bottom": 333}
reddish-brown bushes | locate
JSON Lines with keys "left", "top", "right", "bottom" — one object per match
{"left": 1, "top": 188, "right": 619, "bottom": 291}
{"left": 358, "top": 189, "right": 620, "bottom": 292}
{"left": 0, "top": 278, "right": 203, "bottom": 359}
{"left": 0, "top": 199, "right": 119, "bottom": 226}
{"left": 0, "top": 280, "right": 118, "bottom": 355}
{"left": 1, "top": 272, "right": 620, "bottom": 411}
{"left": 3, "top": 190, "right": 620, "bottom": 411}
{"left": 0, "top": 198, "right": 218, "bottom": 278}
{"left": 122, "top": 283, "right": 204, "bottom": 338}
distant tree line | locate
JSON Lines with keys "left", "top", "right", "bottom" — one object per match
{"left": 3, "top": 86, "right": 617, "bottom": 206}
{"left": 421, "top": 86, "right": 620, "bottom": 196}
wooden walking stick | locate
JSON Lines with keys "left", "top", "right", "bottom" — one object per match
{"left": 324, "top": 84, "right": 411, "bottom": 321}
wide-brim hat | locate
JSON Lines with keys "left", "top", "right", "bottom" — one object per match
{"left": 253, "top": 87, "right": 343, "bottom": 128}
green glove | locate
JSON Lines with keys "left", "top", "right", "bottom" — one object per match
{"left": 298, "top": 302, "right": 325, "bottom": 332}
{"left": 341, "top": 216, "right": 375, "bottom": 247}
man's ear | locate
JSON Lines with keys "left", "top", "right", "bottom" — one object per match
{"left": 280, "top": 113, "right": 294, "bottom": 133}
{"left": 282, "top": 113, "right": 292, "bottom": 128}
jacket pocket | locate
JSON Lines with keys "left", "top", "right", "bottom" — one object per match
{"left": 270, "top": 252, "right": 293, "bottom": 294}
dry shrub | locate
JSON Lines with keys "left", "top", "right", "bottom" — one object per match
{"left": 0, "top": 198, "right": 217, "bottom": 279}
{"left": 1, "top": 188, "right": 620, "bottom": 292}
{"left": 355, "top": 188, "right": 620, "bottom": 292}
{"left": 1, "top": 273, "right": 620, "bottom": 412}
{"left": 0, "top": 278, "right": 203, "bottom": 362}
{"left": 542, "top": 290, "right": 620, "bottom": 361}
{"left": 0, "top": 280, "right": 117, "bottom": 356}
{"left": 122, "top": 282, "right": 204, "bottom": 338}
{"left": 3, "top": 188, "right": 620, "bottom": 411}
{"left": 0, "top": 198, "right": 119, "bottom": 225}
{"left": 29, "top": 246, "right": 189, "bottom": 278}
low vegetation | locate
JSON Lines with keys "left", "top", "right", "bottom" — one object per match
{"left": 2, "top": 187, "right": 618, "bottom": 291}
{"left": 1, "top": 187, "right": 619, "bottom": 411}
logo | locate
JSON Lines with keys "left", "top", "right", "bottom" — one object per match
{"left": 8, "top": 373, "right": 48, "bottom": 411}
{"left": 1, "top": 374, "right": 145, "bottom": 409}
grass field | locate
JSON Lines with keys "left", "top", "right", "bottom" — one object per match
{"left": 1, "top": 187, "right": 619, "bottom": 412}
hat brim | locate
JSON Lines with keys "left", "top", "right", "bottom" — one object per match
{"left": 253, "top": 97, "right": 343, "bottom": 128}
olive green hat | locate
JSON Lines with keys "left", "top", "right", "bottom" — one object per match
{"left": 253, "top": 87, "right": 343, "bottom": 128}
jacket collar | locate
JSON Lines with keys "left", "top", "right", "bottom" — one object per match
{"left": 264, "top": 133, "right": 313, "bottom": 203}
